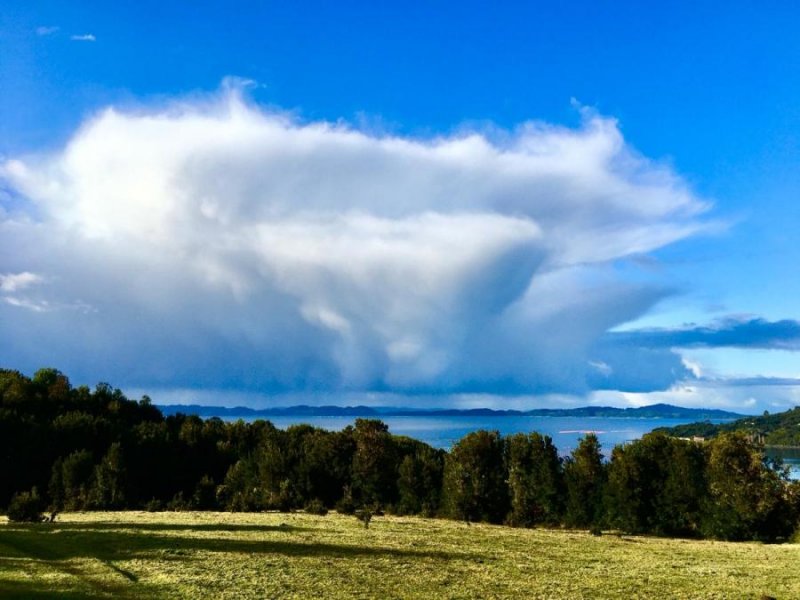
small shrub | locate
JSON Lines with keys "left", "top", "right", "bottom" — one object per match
{"left": 191, "top": 475, "right": 218, "bottom": 510}
{"left": 357, "top": 507, "right": 373, "bottom": 529}
{"left": 304, "top": 498, "right": 328, "bottom": 516}
{"left": 273, "top": 479, "right": 296, "bottom": 513}
{"left": 166, "top": 492, "right": 189, "bottom": 512}
{"left": 144, "top": 497, "right": 163, "bottom": 512}
{"left": 420, "top": 502, "right": 437, "bottom": 519}
{"left": 7, "top": 488, "right": 44, "bottom": 523}
{"left": 335, "top": 486, "right": 356, "bottom": 515}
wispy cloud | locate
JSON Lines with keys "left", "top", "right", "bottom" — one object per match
{"left": 0, "top": 84, "right": 713, "bottom": 397}
{"left": 35, "top": 26, "right": 59, "bottom": 36}
{"left": 3, "top": 296, "right": 50, "bottom": 313}
{"left": 70, "top": 34, "right": 96, "bottom": 42}
{"left": 606, "top": 317, "right": 800, "bottom": 351}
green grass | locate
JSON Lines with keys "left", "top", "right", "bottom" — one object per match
{"left": 0, "top": 511, "right": 797, "bottom": 599}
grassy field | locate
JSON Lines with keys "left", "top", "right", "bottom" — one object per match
{"left": 0, "top": 511, "right": 797, "bottom": 599}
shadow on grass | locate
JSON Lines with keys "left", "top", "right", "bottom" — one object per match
{"left": 0, "top": 579, "right": 118, "bottom": 599}
{"left": 0, "top": 534, "right": 161, "bottom": 599}
{"left": 24, "top": 521, "right": 310, "bottom": 534}
{"left": 0, "top": 519, "right": 477, "bottom": 598}
{"left": 1, "top": 521, "right": 474, "bottom": 564}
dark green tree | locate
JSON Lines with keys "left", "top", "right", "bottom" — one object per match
{"left": 564, "top": 434, "right": 605, "bottom": 529}
{"left": 91, "top": 442, "right": 127, "bottom": 509}
{"left": 397, "top": 445, "right": 445, "bottom": 516}
{"left": 220, "top": 457, "right": 261, "bottom": 511}
{"left": 606, "top": 433, "right": 707, "bottom": 536}
{"left": 297, "top": 429, "right": 354, "bottom": 507}
{"left": 442, "top": 430, "right": 508, "bottom": 523}
{"left": 701, "top": 432, "right": 797, "bottom": 541}
{"left": 56, "top": 449, "right": 95, "bottom": 511}
{"left": 505, "top": 432, "right": 563, "bottom": 527}
{"left": 351, "top": 419, "right": 397, "bottom": 507}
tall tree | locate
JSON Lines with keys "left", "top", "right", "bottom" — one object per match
{"left": 505, "top": 432, "right": 563, "bottom": 527}
{"left": 702, "top": 432, "right": 797, "bottom": 541}
{"left": 91, "top": 442, "right": 127, "bottom": 509}
{"left": 442, "top": 430, "right": 508, "bottom": 523}
{"left": 564, "top": 434, "right": 605, "bottom": 529}
{"left": 351, "top": 419, "right": 397, "bottom": 506}
{"left": 397, "top": 444, "right": 445, "bottom": 516}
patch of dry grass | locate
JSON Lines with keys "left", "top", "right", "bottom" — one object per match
{"left": 0, "top": 511, "right": 797, "bottom": 598}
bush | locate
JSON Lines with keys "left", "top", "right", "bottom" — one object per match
{"left": 356, "top": 507, "right": 374, "bottom": 529}
{"left": 191, "top": 475, "right": 217, "bottom": 510}
{"left": 7, "top": 488, "right": 44, "bottom": 523}
{"left": 166, "top": 492, "right": 190, "bottom": 512}
{"left": 144, "top": 497, "right": 163, "bottom": 512}
{"left": 335, "top": 486, "right": 356, "bottom": 515}
{"left": 304, "top": 498, "right": 328, "bottom": 516}
{"left": 271, "top": 479, "right": 296, "bottom": 513}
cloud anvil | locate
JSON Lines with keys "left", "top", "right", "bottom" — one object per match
{"left": 1, "top": 91, "right": 711, "bottom": 396}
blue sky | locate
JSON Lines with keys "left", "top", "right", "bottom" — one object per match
{"left": 1, "top": 1, "right": 800, "bottom": 411}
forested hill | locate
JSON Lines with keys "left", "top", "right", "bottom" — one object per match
{"left": 655, "top": 406, "right": 800, "bottom": 446}
{"left": 158, "top": 402, "right": 743, "bottom": 420}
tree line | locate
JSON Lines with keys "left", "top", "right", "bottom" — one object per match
{"left": 2, "top": 368, "right": 798, "bottom": 541}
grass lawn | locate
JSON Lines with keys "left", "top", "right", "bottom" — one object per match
{"left": 0, "top": 511, "right": 797, "bottom": 599}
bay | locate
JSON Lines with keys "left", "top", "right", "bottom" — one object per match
{"left": 217, "top": 415, "right": 800, "bottom": 479}
{"left": 224, "top": 414, "right": 729, "bottom": 456}
{"left": 224, "top": 413, "right": 799, "bottom": 477}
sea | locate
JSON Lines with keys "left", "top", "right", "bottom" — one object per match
{"left": 246, "top": 414, "right": 690, "bottom": 454}
{"left": 223, "top": 413, "right": 800, "bottom": 476}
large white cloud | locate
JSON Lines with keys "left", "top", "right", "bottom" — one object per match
{"left": 0, "top": 89, "right": 711, "bottom": 398}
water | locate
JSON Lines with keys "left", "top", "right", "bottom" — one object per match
{"left": 764, "top": 447, "right": 800, "bottom": 477}
{"left": 216, "top": 412, "right": 800, "bottom": 482}
{"left": 225, "top": 413, "right": 799, "bottom": 477}
{"left": 228, "top": 414, "right": 729, "bottom": 456}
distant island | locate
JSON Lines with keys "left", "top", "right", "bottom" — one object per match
{"left": 157, "top": 402, "right": 744, "bottom": 421}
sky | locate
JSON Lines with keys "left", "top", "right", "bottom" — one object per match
{"left": 1, "top": 1, "right": 800, "bottom": 412}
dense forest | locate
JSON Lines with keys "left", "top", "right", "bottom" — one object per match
{"left": 2, "top": 368, "right": 799, "bottom": 542}
{"left": 656, "top": 407, "right": 800, "bottom": 446}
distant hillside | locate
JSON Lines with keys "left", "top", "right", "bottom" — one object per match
{"left": 655, "top": 406, "right": 800, "bottom": 446}
{"left": 156, "top": 404, "right": 381, "bottom": 418}
{"left": 157, "top": 402, "right": 743, "bottom": 421}
{"left": 524, "top": 403, "right": 743, "bottom": 420}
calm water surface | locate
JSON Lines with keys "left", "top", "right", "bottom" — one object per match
{"left": 229, "top": 414, "right": 725, "bottom": 456}
{"left": 226, "top": 413, "right": 799, "bottom": 476}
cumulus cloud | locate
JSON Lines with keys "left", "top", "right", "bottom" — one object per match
{"left": 70, "top": 34, "right": 96, "bottom": 42}
{"left": 0, "top": 87, "right": 713, "bottom": 398}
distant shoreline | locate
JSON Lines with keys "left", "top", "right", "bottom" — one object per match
{"left": 157, "top": 402, "right": 744, "bottom": 421}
